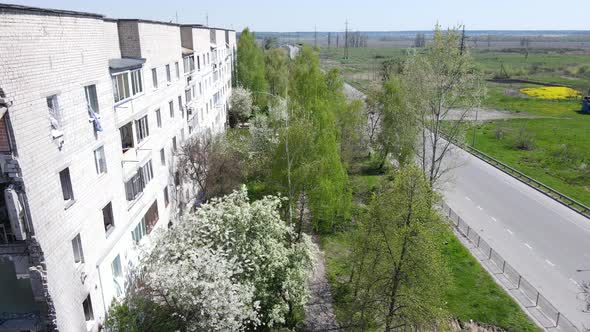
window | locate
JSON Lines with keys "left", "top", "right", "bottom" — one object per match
{"left": 142, "top": 160, "right": 154, "bottom": 183}
{"left": 172, "top": 137, "right": 177, "bottom": 152}
{"left": 156, "top": 109, "right": 162, "bottom": 128}
{"left": 84, "top": 85, "right": 99, "bottom": 114}
{"left": 131, "top": 69, "right": 143, "bottom": 95}
{"left": 72, "top": 234, "right": 84, "bottom": 264}
{"left": 183, "top": 55, "right": 195, "bottom": 73}
{"left": 120, "top": 122, "right": 134, "bottom": 153}
{"left": 151, "top": 68, "right": 158, "bottom": 89}
{"left": 160, "top": 148, "right": 165, "bottom": 165}
{"left": 178, "top": 96, "right": 183, "bottom": 118}
{"left": 175, "top": 61, "right": 180, "bottom": 79}
{"left": 169, "top": 101, "right": 174, "bottom": 118}
{"left": 112, "top": 255, "right": 122, "bottom": 278}
{"left": 59, "top": 168, "right": 74, "bottom": 203}
{"left": 102, "top": 202, "right": 114, "bottom": 233}
{"left": 82, "top": 295, "right": 94, "bottom": 321}
{"left": 112, "top": 72, "right": 130, "bottom": 103}
{"left": 164, "top": 187, "right": 169, "bottom": 207}
{"left": 135, "top": 115, "right": 149, "bottom": 143}
{"left": 145, "top": 200, "right": 159, "bottom": 233}
{"left": 94, "top": 146, "right": 107, "bottom": 174}
{"left": 166, "top": 64, "right": 171, "bottom": 82}
{"left": 131, "top": 218, "right": 147, "bottom": 244}
{"left": 197, "top": 55, "right": 200, "bottom": 70}
{"left": 124, "top": 160, "right": 154, "bottom": 201}
{"left": 47, "top": 94, "right": 62, "bottom": 129}
{"left": 185, "top": 89, "right": 192, "bottom": 103}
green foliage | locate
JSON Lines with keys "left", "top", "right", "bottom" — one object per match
{"left": 265, "top": 48, "right": 289, "bottom": 97}
{"left": 336, "top": 99, "right": 367, "bottom": 167}
{"left": 237, "top": 28, "right": 268, "bottom": 108}
{"left": 343, "top": 165, "right": 451, "bottom": 330}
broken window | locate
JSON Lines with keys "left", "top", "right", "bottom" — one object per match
{"left": 119, "top": 122, "right": 134, "bottom": 153}
{"left": 47, "top": 95, "right": 61, "bottom": 130}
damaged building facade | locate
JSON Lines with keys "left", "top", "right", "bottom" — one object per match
{"left": 0, "top": 4, "right": 236, "bottom": 332}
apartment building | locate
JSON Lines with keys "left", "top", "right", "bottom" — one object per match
{"left": 0, "top": 4, "right": 236, "bottom": 332}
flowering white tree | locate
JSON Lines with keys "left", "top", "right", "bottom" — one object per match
{"left": 108, "top": 186, "right": 315, "bottom": 331}
{"left": 229, "top": 87, "right": 255, "bottom": 127}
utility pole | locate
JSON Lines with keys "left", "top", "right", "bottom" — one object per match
{"left": 344, "top": 19, "right": 349, "bottom": 59}
{"left": 460, "top": 25, "right": 466, "bottom": 55}
{"left": 314, "top": 25, "right": 317, "bottom": 49}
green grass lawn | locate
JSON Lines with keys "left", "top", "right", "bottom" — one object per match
{"left": 467, "top": 117, "right": 590, "bottom": 206}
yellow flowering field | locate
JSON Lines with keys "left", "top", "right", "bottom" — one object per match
{"left": 520, "top": 86, "right": 581, "bottom": 100}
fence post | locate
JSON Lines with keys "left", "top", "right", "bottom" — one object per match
{"left": 517, "top": 275, "right": 521, "bottom": 289}
{"left": 477, "top": 236, "right": 481, "bottom": 247}
{"left": 488, "top": 248, "right": 492, "bottom": 260}
{"left": 535, "top": 292, "right": 540, "bottom": 306}
{"left": 466, "top": 226, "right": 470, "bottom": 237}
{"left": 555, "top": 312, "right": 560, "bottom": 327}
{"left": 502, "top": 261, "right": 506, "bottom": 273}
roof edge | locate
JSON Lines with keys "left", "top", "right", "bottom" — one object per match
{"left": 0, "top": 3, "right": 103, "bottom": 19}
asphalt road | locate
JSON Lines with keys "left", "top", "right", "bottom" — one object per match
{"left": 439, "top": 144, "right": 590, "bottom": 330}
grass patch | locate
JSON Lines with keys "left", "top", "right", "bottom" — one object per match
{"left": 467, "top": 118, "right": 590, "bottom": 206}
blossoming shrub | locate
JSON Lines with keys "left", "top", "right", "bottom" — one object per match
{"left": 107, "top": 186, "right": 315, "bottom": 331}
{"left": 520, "top": 86, "right": 580, "bottom": 100}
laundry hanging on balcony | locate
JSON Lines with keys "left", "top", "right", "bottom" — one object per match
{"left": 87, "top": 102, "right": 103, "bottom": 132}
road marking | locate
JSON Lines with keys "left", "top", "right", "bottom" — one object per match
{"left": 491, "top": 217, "right": 497, "bottom": 222}
{"left": 465, "top": 196, "right": 471, "bottom": 201}
{"left": 524, "top": 243, "right": 532, "bottom": 250}
{"left": 506, "top": 228, "right": 514, "bottom": 235}
{"left": 477, "top": 206, "right": 483, "bottom": 211}
{"left": 570, "top": 278, "right": 580, "bottom": 287}
{"left": 545, "top": 259, "right": 555, "bottom": 267}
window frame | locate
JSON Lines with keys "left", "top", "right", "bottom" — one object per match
{"left": 102, "top": 202, "right": 115, "bottom": 234}
{"left": 160, "top": 148, "right": 166, "bottom": 166}
{"left": 59, "top": 167, "right": 74, "bottom": 204}
{"left": 151, "top": 68, "right": 158, "bottom": 89}
{"left": 169, "top": 100, "right": 174, "bottom": 118}
{"left": 84, "top": 84, "right": 99, "bottom": 114}
{"left": 166, "top": 64, "right": 171, "bottom": 83}
{"left": 94, "top": 146, "right": 107, "bottom": 175}
{"left": 134, "top": 115, "right": 150, "bottom": 144}
{"left": 156, "top": 109, "right": 162, "bottom": 128}
{"left": 175, "top": 61, "right": 180, "bottom": 79}
{"left": 72, "top": 234, "right": 84, "bottom": 265}
{"left": 82, "top": 294, "right": 94, "bottom": 322}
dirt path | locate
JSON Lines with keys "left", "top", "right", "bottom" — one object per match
{"left": 303, "top": 234, "right": 340, "bottom": 331}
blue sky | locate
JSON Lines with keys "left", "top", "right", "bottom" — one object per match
{"left": 3, "top": 0, "right": 589, "bottom": 32}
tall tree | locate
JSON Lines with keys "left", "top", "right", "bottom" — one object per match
{"left": 346, "top": 166, "right": 450, "bottom": 330}
{"left": 265, "top": 48, "right": 289, "bottom": 98}
{"left": 375, "top": 76, "right": 417, "bottom": 168}
{"left": 228, "top": 86, "right": 255, "bottom": 127}
{"left": 404, "top": 26, "right": 485, "bottom": 186}
{"left": 237, "top": 28, "right": 269, "bottom": 108}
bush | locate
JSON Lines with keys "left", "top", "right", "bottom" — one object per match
{"left": 495, "top": 126, "right": 507, "bottom": 140}
{"left": 514, "top": 127, "right": 536, "bottom": 150}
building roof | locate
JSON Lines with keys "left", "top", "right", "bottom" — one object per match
{"left": 109, "top": 58, "right": 146, "bottom": 72}
{"left": 0, "top": 3, "right": 103, "bottom": 18}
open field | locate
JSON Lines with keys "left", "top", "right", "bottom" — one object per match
{"left": 320, "top": 46, "right": 590, "bottom": 206}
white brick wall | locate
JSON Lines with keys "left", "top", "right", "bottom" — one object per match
{"left": 0, "top": 7, "right": 235, "bottom": 332}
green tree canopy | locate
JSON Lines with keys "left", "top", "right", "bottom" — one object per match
{"left": 237, "top": 28, "right": 268, "bottom": 108}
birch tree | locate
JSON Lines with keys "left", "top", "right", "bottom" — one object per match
{"left": 404, "top": 26, "right": 485, "bottom": 186}
{"left": 345, "top": 166, "right": 450, "bottom": 330}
